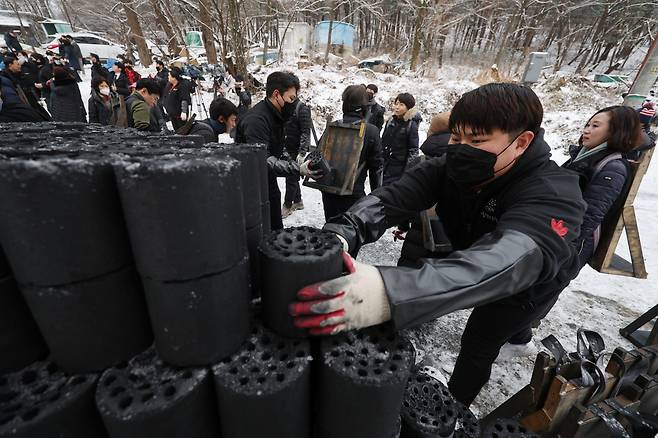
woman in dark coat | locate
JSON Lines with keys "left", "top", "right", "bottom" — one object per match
{"left": 109, "top": 62, "right": 131, "bottom": 97}
{"left": 562, "top": 105, "right": 653, "bottom": 268}
{"left": 88, "top": 76, "right": 119, "bottom": 125}
{"left": 163, "top": 66, "right": 191, "bottom": 131}
{"left": 49, "top": 66, "right": 86, "bottom": 122}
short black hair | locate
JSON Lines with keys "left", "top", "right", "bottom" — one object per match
{"left": 265, "top": 71, "right": 300, "bottom": 98}
{"left": 342, "top": 84, "right": 369, "bottom": 115}
{"left": 395, "top": 93, "right": 415, "bottom": 109}
{"left": 169, "top": 66, "right": 183, "bottom": 80}
{"left": 155, "top": 59, "right": 165, "bottom": 67}
{"left": 135, "top": 78, "right": 161, "bottom": 96}
{"left": 366, "top": 84, "right": 378, "bottom": 93}
{"left": 3, "top": 55, "right": 17, "bottom": 66}
{"left": 449, "top": 83, "right": 543, "bottom": 136}
{"left": 234, "top": 74, "right": 244, "bottom": 82}
{"left": 209, "top": 97, "right": 238, "bottom": 121}
{"left": 114, "top": 61, "right": 125, "bottom": 70}
{"left": 91, "top": 76, "right": 109, "bottom": 91}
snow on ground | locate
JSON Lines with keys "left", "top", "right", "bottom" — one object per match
{"left": 78, "top": 62, "right": 655, "bottom": 417}
{"left": 265, "top": 62, "right": 656, "bottom": 416}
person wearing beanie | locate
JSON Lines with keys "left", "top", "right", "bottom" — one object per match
{"left": 365, "top": 83, "right": 385, "bottom": 131}
{"left": 381, "top": 92, "right": 421, "bottom": 185}
{"left": 164, "top": 66, "right": 192, "bottom": 130}
{"left": 320, "top": 84, "right": 384, "bottom": 221}
{"left": 638, "top": 101, "right": 655, "bottom": 134}
{"left": 49, "top": 66, "right": 86, "bottom": 122}
{"left": 90, "top": 53, "right": 110, "bottom": 81}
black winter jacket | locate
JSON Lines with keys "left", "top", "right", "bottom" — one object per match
{"left": 382, "top": 107, "right": 421, "bottom": 167}
{"left": 324, "top": 130, "right": 586, "bottom": 329}
{"left": 284, "top": 100, "right": 312, "bottom": 156}
{"left": 164, "top": 79, "right": 191, "bottom": 120}
{"left": 88, "top": 89, "right": 119, "bottom": 125}
{"left": 421, "top": 132, "right": 452, "bottom": 157}
{"left": 110, "top": 72, "right": 131, "bottom": 97}
{"left": 563, "top": 134, "right": 655, "bottom": 268}
{"left": 337, "top": 113, "right": 384, "bottom": 194}
{"left": 91, "top": 63, "right": 110, "bottom": 81}
{"left": 49, "top": 78, "right": 86, "bottom": 122}
{"left": 235, "top": 98, "right": 301, "bottom": 177}
{"left": 189, "top": 118, "right": 227, "bottom": 143}
{"left": 366, "top": 98, "right": 386, "bottom": 132}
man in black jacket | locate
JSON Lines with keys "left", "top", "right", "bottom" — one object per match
{"left": 235, "top": 71, "right": 322, "bottom": 230}
{"left": 90, "top": 53, "right": 110, "bottom": 81}
{"left": 164, "top": 66, "right": 191, "bottom": 130}
{"left": 282, "top": 98, "right": 313, "bottom": 218}
{"left": 366, "top": 83, "right": 385, "bottom": 132}
{"left": 289, "top": 83, "right": 586, "bottom": 407}
{"left": 320, "top": 84, "right": 384, "bottom": 221}
{"left": 4, "top": 30, "right": 22, "bottom": 54}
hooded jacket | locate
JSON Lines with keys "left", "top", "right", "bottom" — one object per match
{"left": 381, "top": 107, "right": 421, "bottom": 167}
{"left": 324, "top": 130, "right": 586, "bottom": 329}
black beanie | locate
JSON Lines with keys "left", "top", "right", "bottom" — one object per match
{"left": 396, "top": 93, "right": 415, "bottom": 109}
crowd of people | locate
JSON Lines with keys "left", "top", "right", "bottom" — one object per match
{"left": 2, "top": 29, "right": 658, "bottom": 408}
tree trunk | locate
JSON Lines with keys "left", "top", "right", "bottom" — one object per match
{"left": 409, "top": 3, "right": 426, "bottom": 70}
{"left": 120, "top": 0, "right": 152, "bottom": 65}
{"left": 150, "top": 0, "right": 179, "bottom": 55}
{"left": 226, "top": 0, "right": 247, "bottom": 75}
{"left": 324, "top": 18, "right": 334, "bottom": 63}
{"left": 199, "top": 0, "right": 218, "bottom": 64}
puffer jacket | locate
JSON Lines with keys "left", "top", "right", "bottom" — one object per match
{"left": 381, "top": 107, "right": 421, "bottom": 167}
{"left": 563, "top": 133, "right": 655, "bottom": 267}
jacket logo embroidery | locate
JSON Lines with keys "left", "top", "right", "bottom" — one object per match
{"left": 480, "top": 198, "right": 498, "bottom": 223}
{"left": 551, "top": 219, "right": 568, "bottom": 238}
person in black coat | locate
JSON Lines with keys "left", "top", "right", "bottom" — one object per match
{"left": 282, "top": 98, "right": 313, "bottom": 218}
{"left": 290, "top": 83, "right": 587, "bottom": 408}
{"left": 234, "top": 74, "right": 252, "bottom": 117}
{"left": 49, "top": 66, "right": 86, "bottom": 122}
{"left": 235, "top": 71, "right": 322, "bottom": 230}
{"left": 365, "top": 83, "right": 385, "bottom": 132}
{"left": 154, "top": 60, "right": 169, "bottom": 94}
{"left": 90, "top": 53, "right": 110, "bottom": 81}
{"left": 88, "top": 76, "right": 120, "bottom": 125}
{"left": 109, "top": 62, "right": 131, "bottom": 97}
{"left": 0, "top": 86, "right": 49, "bottom": 122}
{"left": 164, "top": 66, "right": 192, "bottom": 131}
{"left": 381, "top": 92, "right": 421, "bottom": 185}
{"left": 4, "top": 30, "right": 22, "bottom": 54}
{"left": 320, "top": 84, "right": 384, "bottom": 221}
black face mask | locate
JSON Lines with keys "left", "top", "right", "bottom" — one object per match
{"left": 446, "top": 136, "right": 519, "bottom": 188}
{"left": 281, "top": 98, "right": 297, "bottom": 120}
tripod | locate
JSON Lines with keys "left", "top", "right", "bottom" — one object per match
{"left": 192, "top": 80, "right": 209, "bottom": 120}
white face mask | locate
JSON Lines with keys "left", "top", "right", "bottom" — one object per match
{"left": 17, "top": 56, "right": 26, "bottom": 65}
{"left": 99, "top": 88, "right": 110, "bottom": 96}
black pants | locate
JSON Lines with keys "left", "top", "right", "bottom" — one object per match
{"left": 321, "top": 192, "right": 363, "bottom": 222}
{"left": 268, "top": 175, "right": 283, "bottom": 231}
{"left": 171, "top": 117, "right": 185, "bottom": 131}
{"left": 284, "top": 175, "right": 302, "bottom": 206}
{"left": 383, "top": 162, "right": 405, "bottom": 186}
{"left": 447, "top": 292, "right": 560, "bottom": 406}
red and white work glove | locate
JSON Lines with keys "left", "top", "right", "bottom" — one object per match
{"left": 289, "top": 252, "right": 391, "bottom": 335}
